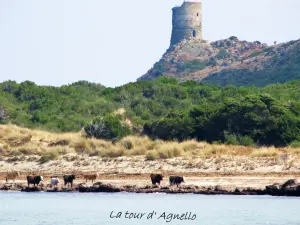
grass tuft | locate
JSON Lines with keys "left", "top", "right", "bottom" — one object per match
{"left": 39, "top": 149, "right": 60, "bottom": 164}
{"left": 145, "top": 151, "right": 160, "bottom": 161}
{"left": 99, "top": 147, "right": 125, "bottom": 158}
{"left": 250, "top": 147, "right": 279, "bottom": 158}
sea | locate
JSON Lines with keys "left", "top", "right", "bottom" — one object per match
{"left": 0, "top": 192, "right": 299, "bottom": 225}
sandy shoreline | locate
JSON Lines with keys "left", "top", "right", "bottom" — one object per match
{"left": 1, "top": 171, "right": 300, "bottom": 189}
{"left": 1, "top": 174, "right": 300, "bottom": 197}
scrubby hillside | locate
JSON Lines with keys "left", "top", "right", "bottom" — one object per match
{"left": 139, "top": 37, "right": 300, "bottom": 87}
{"left": 0, "top": 79, "right": 299, "bottom": 146}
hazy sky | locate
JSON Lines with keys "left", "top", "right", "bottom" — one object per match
{"left": 0, "top": 0, "right": 299, "bottom": 87}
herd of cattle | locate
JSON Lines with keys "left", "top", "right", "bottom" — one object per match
{"left": 4, "top": 171, "right": 185, "bottom": 188}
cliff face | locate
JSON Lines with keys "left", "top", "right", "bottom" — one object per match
{"left": 139, "top": 37, "right": 300, "bottom": 87}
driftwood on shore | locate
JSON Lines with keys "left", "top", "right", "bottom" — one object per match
{"left": 2, "top": 179, "right": 300, "bottom": 197}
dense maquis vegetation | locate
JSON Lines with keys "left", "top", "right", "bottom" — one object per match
{"left": 0, "top": 78, "right": 299, "bottom": 147}
{"left": 202, "top": 40, "right": 300, "bottom": 87}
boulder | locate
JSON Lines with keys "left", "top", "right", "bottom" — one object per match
{"left": 281, "top": 179, "right": 297, "bottom": 189}
{"left": 0, "top": 183, "right": 23, "bottom": 191}
{"left": 265, "top": 179, "right": 300, "bottom": 197}
{"left": 21, "top": 186, "right": 41, "bottom": 192}
{"left": 78, "top": 182, "right": 122, "bottom": 193}
{"left": 160, "top": 186, "right": 170, "bottom": 190}
{"left": 61, "top": 187, "right": 75, "bottom": 192}
{"left": 46, "top": 187, "right": 59, "bottom": 192}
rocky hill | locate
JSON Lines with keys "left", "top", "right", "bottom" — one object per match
{"left": 139, "top": 37, "right": 300, "bottom": 86}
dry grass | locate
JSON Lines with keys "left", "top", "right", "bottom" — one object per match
{"left": 145, "top": 151, "right": 160, "bottom": 161}
{"left": 0, "top": 124, "right": 298, "bottom": 163}
{"left": 72, "top": 139, "right": 92, "bottom": 154}
{"left": 200, "top": 145, "right": 231, "bottom": 158}
{"left": 250, "top": 147, "right": 279, "bottom": 158}
{"left": 89, "top": 138, "right": 112, "bottom": 149}
{"left": 99, "top": 147, "right": 125, "bottom": 158}
{"left": 292, "top": 148, "right": 300, "bottom": 155}
{"left": 156, "top": 142, "right": 183, "bottom": 159}
{"left": 1, "top": 125, "right": 32, "bottom": 147}
{"left": 119, "top": 136, "right": 155, "bottom": 150}
{"left": 179, "top": 139, "right": 201, "bottom": 151}
{"left": 39, "top": 149, "right": 60, "bottom": 164}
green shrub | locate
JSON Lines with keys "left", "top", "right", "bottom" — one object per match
{"left": 229, "top": 36, "right": 238, "bottom": 41}
{"left": 290, "top": 141, "right": 300, "bottom": 148}
{"left": 249, "top": 51, "right": 263, "bottom": 58}
{"left": 224, "top": 132, "right": 239, "bottom": 145}
{"left": 184, "top": 60, "right": 207, "bottom": 71}
{"left": 216, "top": 49, "right": 230, "bottom": 59}
{"left": 238, "top": 136, "right": 256, "bottom": 147}
{"left": 207, "top": 58, "right": 217, "bottom": 67}
{"left": 84, "top": 115, "right": 133, "bottom": 140}
{"left": 224, "top": 132, "right": 256, "bottom": 147}
{"left": 39, "top": 150, "right": 59, "bottom": 164}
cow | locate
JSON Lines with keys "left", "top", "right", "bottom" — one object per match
{"left": 83, "top": 173, "right": 99, "bottom": 183}
{"left": 50, "top": 177, "right": 60, "bottom": 188}
{"left": 150, "top": 174, "right": 163, "bottom": 185}
{"left": 27, "top": 176, "right": 43, "bottom": 187}
{"left": 63, "top": 175, "right": 76, "bottom": 188}
{"left": 169, "top": 176, "right": 184, "bottom": 187}
{"left": 5, "top": 171, "right": 20, "bottom": 183}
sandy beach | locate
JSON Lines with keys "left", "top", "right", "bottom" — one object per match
{"left": 1, "top": 170, "right": 300, "bottom": 190}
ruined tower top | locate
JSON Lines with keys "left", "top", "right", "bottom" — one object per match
{"left": 170, "top": 1, "right": 203, "bottom": 47}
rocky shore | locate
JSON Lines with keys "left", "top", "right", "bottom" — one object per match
{"left": 1, "top": 179, "right": 300, "bottom": 197}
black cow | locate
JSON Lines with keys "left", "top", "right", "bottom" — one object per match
{"left": 63, "top": 175, "right": 76, "bottom": 188}
{"left": 27, "top": 176, "right": 43, "bottom": 187}
{"left": 169, "top": 176, "right": 184, "bottom": 187}
{"left": 150, "top": 174, "right": 163, "bottom": 185}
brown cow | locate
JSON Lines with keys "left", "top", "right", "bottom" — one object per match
{"left": 5, "top": 171, "right": 20, "bottom": 182}
{"left": 83, "top": 173, "right": 99, "bottom": 183}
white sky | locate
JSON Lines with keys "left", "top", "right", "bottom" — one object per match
{"left": 0, "top": 0, "right": 299, "bottom": 87}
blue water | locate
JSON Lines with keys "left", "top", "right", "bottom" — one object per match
{"left": 0, "top": 192, "right": 299, "bottom": 225}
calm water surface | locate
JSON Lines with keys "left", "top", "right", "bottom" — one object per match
{"left": 0, "top": 192, "right": 299, "bottom": 225}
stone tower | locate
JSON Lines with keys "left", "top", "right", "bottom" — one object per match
{"left": 170, "top": 1, "right": 203, "bottom": 47}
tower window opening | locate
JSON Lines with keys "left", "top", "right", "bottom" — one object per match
{"left": 193, "top": 30, "right": 196, "bottom": 37}
{"left": 197, "top": 13, "right": 199, "bottom": 16}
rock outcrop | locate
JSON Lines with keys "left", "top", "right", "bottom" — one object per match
{"left": 78, "top": 182, "right": 122, "bottom": 193}
{"left": 264, "top": 179, "right": 300, "bottom": 196}
{"left": 21, "top": 186, "right": 41, "bottom": 192}
{"left": 139, "top": 37, "right": 300, "bottom": 87}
